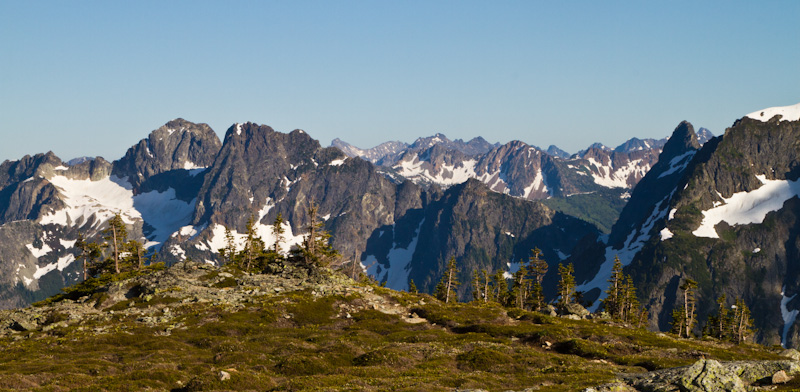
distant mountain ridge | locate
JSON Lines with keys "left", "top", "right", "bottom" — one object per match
{"left": 0, "top": 119, "right": 599, "bottom": 311}
{"left": 569, "top": 102, "right": 800, "bottom": 347}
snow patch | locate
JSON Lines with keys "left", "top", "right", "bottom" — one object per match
{"left": 41, "top": 175, "right": 138, "bottom": 227}
{"left": 578, "top": 196, "right": 671, "bottom": 311}
{"left": 395, "top": 158, "right": 478, "bottom": 187}
{"left": 660, "top": 227, "right": 674, "bottom": 240}
{"left": 746, "top": 102, "right": 800, "bottom": 123}
{"left": 133, "top": 188, "right": 195, "bottom": 249}
{"left": 183, "top": 161, "right": 206, "bottom": 171}
{"left": 522, "top": 170, "right": 549, "bottom": 198}
{"left": 365, "top": 219, "right": 425, "bottom": 291}
{"left": 26, "top": 243, "right": 52, "bottom": 258}
{"left": 588, "top": 157, "right": 649, "bottom": 188}
{"left": 658, "top": 151, "right": 696, "bottom": 179}
{"left": 53, "top": 165, "right": 69, "bottom": 171}
{"left": 32, "top": 254, "right": 76, "bottom": 280}
{"left": 693, "top": 175, "right": 800, "bottom": 238}
{"left": 329, "top": 158, "right": 346, "bottom": 166}
{"left": 781, "top": 288, "right": 799, "bottom": 348}
{"left": 59, "top": 239, "right": 77, "bottom": 249}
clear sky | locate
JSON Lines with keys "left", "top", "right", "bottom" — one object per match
{"left": 1, "top": 1, "right": 798, "bottom": 162}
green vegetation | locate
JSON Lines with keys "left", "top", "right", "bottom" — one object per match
{"left": 541, "top": 188, "right": 629, "bottom": 233}
{"left": 1, "top": 262, "right": 790, "bottom": 392}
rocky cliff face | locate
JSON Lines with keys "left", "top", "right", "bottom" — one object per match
{"left": 363, "top": 178, "right": 599, "bottom": 299}
{"left": 112, "top": 118, "right": 221, "bottom": 188}
{"left": 571, "top": 105, "right": 800, "bottom": 347}
{"left": 163, "top": 124, "right": 598, "bottom": 303}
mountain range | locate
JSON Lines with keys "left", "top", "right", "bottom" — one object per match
{"left": 3, "top": 102, "right": 800, "bottom": 348}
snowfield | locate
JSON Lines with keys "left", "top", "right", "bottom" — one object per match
{"left": 365, "top": 218, "right": 425, "bottom": 292}
{"left": 746, "top": 102, "right": 800, "bottom": 123}
{"left": 693, "top": 175, "right": 800, "bottom": 238}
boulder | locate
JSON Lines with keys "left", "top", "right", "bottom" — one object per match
{"left": 677, "top": 359, "right": 746, "bottom": 392}
{"left": 772, "top": 370, "right": 791, "bottom": 384}
{"left": 781, "top": 348, "right": 800, "bottom": 360}
{"left": 561, "top": 303, "right": 590, "bottom": 319}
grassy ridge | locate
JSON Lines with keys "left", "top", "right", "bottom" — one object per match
{"left": 0, "top": 266, "right": 790, "bottom": 392}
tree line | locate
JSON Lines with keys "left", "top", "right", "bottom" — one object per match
{"left": 216, "top": 202, "right": 339, "bottom": 274}
{"left": 424, "top": 250, "right": 755, "bottom": 342}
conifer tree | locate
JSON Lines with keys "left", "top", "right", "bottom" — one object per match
{"left": 528, "top": 248, "right": 548, "bottom": 311}
{"left": 604, "top": 255, "right": 624, "bottom": 318}
{"left": 471, "top": 269, "right": 483, "bottom": 302}
{"left": 75, "top": 233, "right": 102, "bottom": 280}
{"left": 670, "top": 306, "right": 687, "bottom": 336}
{"left": 103, "top": 214, "right": 127, "bottom": 274}
{"left": 622, "top": 275, "right": 640, "bottom": 323}
{"left": 124, "top": 239, "right": 146, "bottom": 271}
{"left": 511, "top": 260, "right": 529, "bottom": 309}
{"left": 492, "top": 269, "right": 508, "bottom": 306}
{"left": 218, "top": 226, "right": 237, "bottom": 266}
{"left": 708, "top": 294, "right": 729, "bottom": 339}
{"left": 408, "top": 279, "right": 418, "bottom": 294}
{"left": 481, "top": 269, "right": 491, "bottom": 303}
{"left": 680, "top": 278, "right": 698, "bottom": 338}
{"left": 293, "top": 202, "right": 338, "bottom": 269}
{"left": 557, "top": 263, "right": 576, "bottom": 307}
{"left": 272, "top": 212, "right": 285, "bottom": 254}
{"left": 435, "top": 257, "right": 460, "bottom": 303}
{"left": 242, "top": 215, "right": 265, "bottom": 272}
{"left": 730, "top": 298, "right": 755, "bottom": 343}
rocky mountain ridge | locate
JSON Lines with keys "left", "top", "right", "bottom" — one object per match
{"left": 570, "top": 102, "right": 800, "bottom": 347}
{"left": 0, "top": 119, "right": 600, "bottom": 312}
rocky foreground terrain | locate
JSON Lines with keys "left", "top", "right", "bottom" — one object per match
{"left": 1, "top": 261, "right": 799, "bottom": 392}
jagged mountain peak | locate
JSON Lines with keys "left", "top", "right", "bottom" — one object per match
{"left": 660, "top": 120, "right": 700, "bottom": 159}
{"left": 546, "top": 145, "right": 570, "bottom": 158}
{"left": 696, "top": 127, "right": 714, "bottom": 145}
{"left": 112, "top": 119, "right": 222, "bottom": 188}
{"left": 614, "top": 137, "right": 668, "bottom": 153}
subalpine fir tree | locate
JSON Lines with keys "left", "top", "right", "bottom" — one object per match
{"left": 292, "top": 202, "right": 338, "bottom": 269}
{"left": 730, "top": 298, "right": 755, "bottom": 343}
{"left": 481, "top": 269, "right": 491, "bottom": 303}
{"left": 528, "top": 248, "right": 548, "bottom": 311}
{"left": 435, "top": 257, "right": 460, "bottom": 304}
{"left": 622, "top": 275, "right": 640, "bottom": 323}
{"left": 408, "top": 279, "right": 418, "bottom": 294}
{"left": 511, "top": 260, "right": 530, "bottom": 309}
{"left": 707, "top": 294, "right": 729, "bottom": 339}
{"left": 492, "top": 269, "right": 509, "bottom": 306}
{"left": 75, "top": 233, "right": 103, "bottom": 280}
{"left": 557, "top": 263, "right": 576, "bottom": 308}
{"left": 603, "top": 255, "right": 624, "bottom": 318}
{"left": 680, "top": 278, "right": 698, "bottom": 338}
{"left": 272, "top": 212, "right": 285, "bottom": 254}
{"left": 103, "top": 214, "right": 127, "bottom": 274}
{"left": 670, "top": 306, "right": 687, "bottom": 336}
{"left": 123, "top": 239, "right": 146, "bottom": 271}
{"left": 218, "top": 226, "right": 237, "bottom": 266}
{"left": 471, "top": 269, "right": 485, "bottom": 302}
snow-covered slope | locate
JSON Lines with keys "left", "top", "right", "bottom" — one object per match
{"left": 746, "top": 102, "right": 800, "bottom": 123}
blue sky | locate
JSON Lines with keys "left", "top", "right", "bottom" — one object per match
{"left": 1, "top": 1, "right": 798, "bottom": 162}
